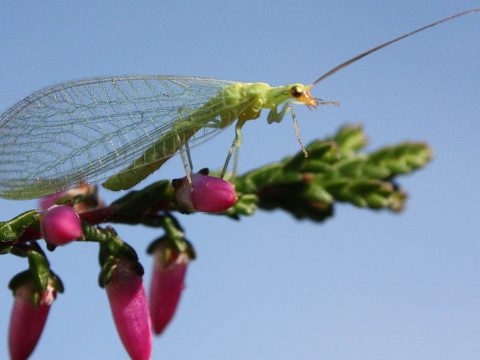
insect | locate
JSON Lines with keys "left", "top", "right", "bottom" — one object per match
{"left": 0, "top": 9, "right": 478, "bottom": 200}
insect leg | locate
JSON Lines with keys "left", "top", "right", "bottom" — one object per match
{"left": 267, "top": 103, "right": 308, "bottom": 157}
{"left": 185, "top": 140, "right": 194, "bottom": 172}
{"left": 267, "top": 102, "right": 291, "bottom": 124}
{"left": 176, "top": 132, "right": 193, "bottom": 184}
{"left": 220, "top": 122, "right": 243, "bottom": 179}
{"left": 231, "top": 126, "right": 243, "bottom": 179}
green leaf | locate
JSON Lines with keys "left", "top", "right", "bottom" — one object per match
{"left": 98, "top": 254, "right": 117, "bottom": 288}
{"left": 332, "top": 124, "right": 368, "bottom": 156}
{"left": 0, "top": 210, "right": 39, "bottom": 243}
{"left": 27, "top": 246, "right": 51, "bottom": 293}
{"left": 224, "top": 194, "right": 258, "bottom": 218}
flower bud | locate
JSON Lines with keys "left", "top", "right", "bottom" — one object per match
{"left": 106, "top": 259, "right": 152, "bottom": 360}
{"left": 8, "top": 284, "right": 55, "bottom": 360}
{"left": 41, "top": 205, "right": 82, "bottom": 245}
{"left": 173, "top": 171, "right": 237, "bottom": 213}
{"left": 150, "top": 246, "right": 190, "bottom": 335}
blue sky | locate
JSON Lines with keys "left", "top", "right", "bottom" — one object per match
{"left": 1, "top": 1, "right": 479, "bottom": 359}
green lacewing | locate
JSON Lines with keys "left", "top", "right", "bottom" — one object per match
{"left": 0, "top": 9, "right": 478, "bottom": 199}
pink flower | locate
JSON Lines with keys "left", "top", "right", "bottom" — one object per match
{"left": 150, "top": 247, "right": 190, "bottom": 335}
{"left": 40, "top": 205, "right": 82, "bottom": 245}
{"left": 173, "top": 171, "right": 237, "bottom": 213}
{"left": 106, "top": 259, "right": 152, "bottom": 360}
{"left": 8, "top": 284, "right": 55, "bottom": 360}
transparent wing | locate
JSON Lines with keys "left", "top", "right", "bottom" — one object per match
{"left": 0, "top": 75, "right": 238, "bottom": 199}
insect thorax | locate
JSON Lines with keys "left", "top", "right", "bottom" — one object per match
{"left": 213, "top": 82, "right": 272, "bottom": 127}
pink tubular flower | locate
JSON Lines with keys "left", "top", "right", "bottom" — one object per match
{"left": 40, "top": 205, "right": 82, "bottom": 245}
{"left": 9, "top": 284, "right": 55, "bottom": 360}
{"left": 150, "top": 247, "right": 190, "bottom": 335}
{"left": 106, "top": 259, "right": 152, "bottom": 360}
{"left": 173, "top": 171, "right": 237, "bottom": 213}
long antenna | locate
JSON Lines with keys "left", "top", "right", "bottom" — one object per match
{"left": 312, "top": 8, "right": 480, "bottom": 86}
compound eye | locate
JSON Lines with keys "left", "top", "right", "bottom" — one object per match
{"left": 290, "top": 85, "right": 303, "bottom": 98}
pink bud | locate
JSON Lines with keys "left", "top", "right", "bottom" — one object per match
{"left": 8, "top": 285, "right": 55, "bottom": 360}
{"left": 150, "top": 249, "right": 190, "bottom": 335}
{"left": 106, "top": 259, "right": 152, "bottom": 360}
{"left": 174, "top": 173, "right": 237, "bottom": 213}
{"left": 41, "top": 205, "right": 82, "bottom": 245}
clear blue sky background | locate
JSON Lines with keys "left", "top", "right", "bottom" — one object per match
{"left": 1, "top": 1, "right": 479, "bottom": 359}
